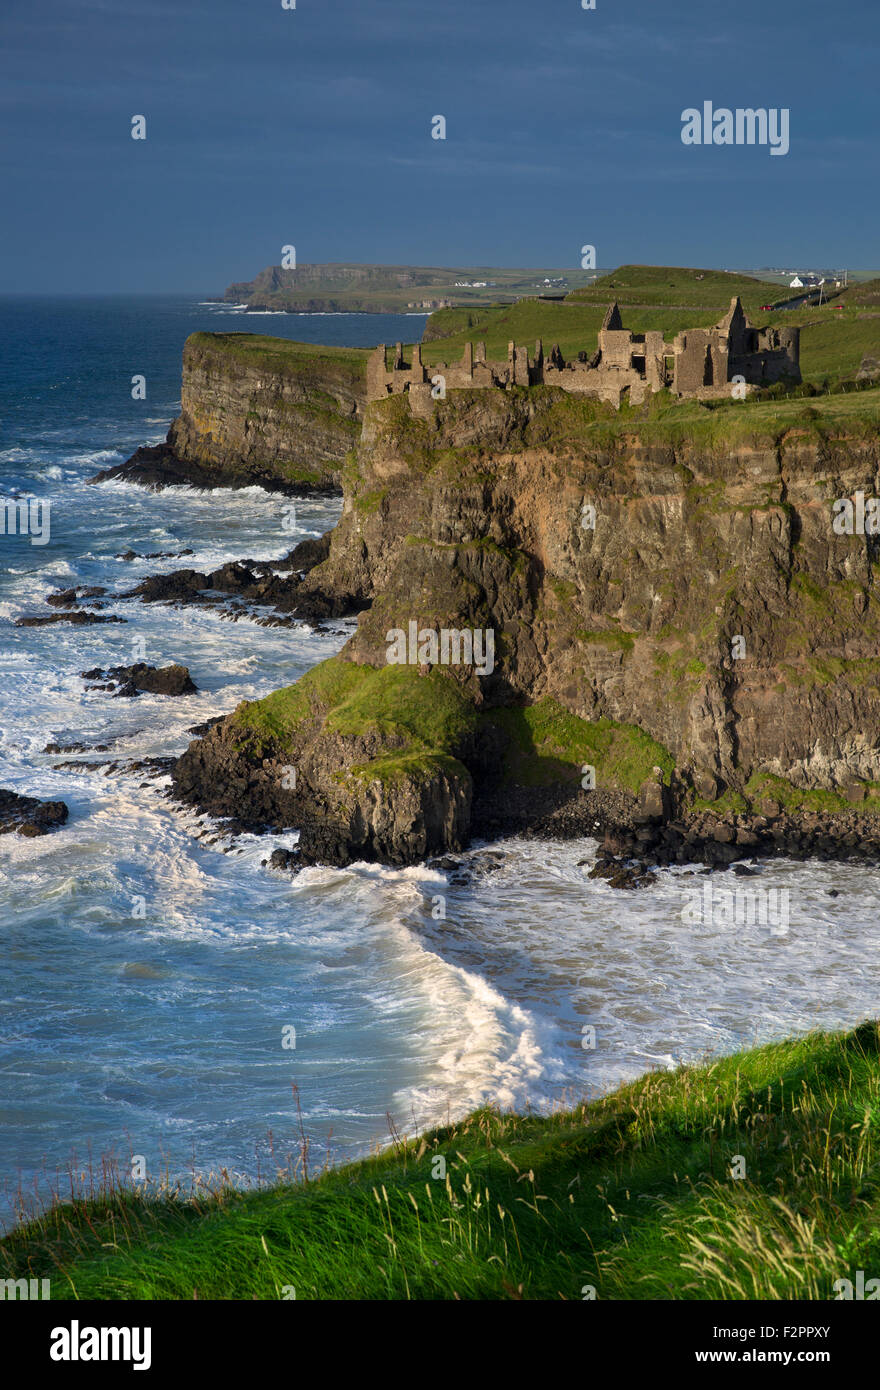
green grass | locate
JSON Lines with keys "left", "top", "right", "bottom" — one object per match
{"left": 483, "top": 696, "right": 673, "bottom": 791}
{"left": 324, "top": 664, "right": 479, "bottom": 750}
{"left": 4, "top": 1022, "right": 880, "bottom": 1299}
{"left": 185, "top": 331, "right": 369, "bottom": 379}
{"left": 422, "top": 264, "right": 878, "bottom": 386}
{"left": 230, "top": 657, "right": 373, "bottom": 750}
{"left": 565, "top": 263, "right": 784, "bottom": 310}
{"left": 230, "top": 658, "right": 480, "bottom": 789}
{"left": 421, "top": 298, "right": 716, "bottom": 366}
{"left": 792, "top": 312, "right": 880, "bottom": 385}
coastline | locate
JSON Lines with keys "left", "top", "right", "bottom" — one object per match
{"left": 81, "top": 403, "right": 880, "bottom": 885}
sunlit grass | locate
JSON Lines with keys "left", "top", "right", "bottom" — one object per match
{"left": 3, "top": 1022, "right": 879, "bottom": 1300}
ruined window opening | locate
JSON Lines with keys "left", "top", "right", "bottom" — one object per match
{"left": 631, "top": 354, "right": 646, "bottom": 378}
{"left": 702, "top": 347, "right": 714, "bottom": 386}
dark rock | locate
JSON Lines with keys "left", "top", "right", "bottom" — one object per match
{"left": 44, "top": 740, "right": 110, "bottom": 754}
{"left": 693, "top": 769, "right": 723, "bottom": 801}
{"left": 16, "top": 611, "right": 126, "bottom": 627}
{"left": 267, "top": 848, "right": 301, "bottom": 873}
{"left": 634, "top": 777, "right": 671, "bottom": 824}
{"left": 428, "top": 856, "right": 463, "bottom": 871}
{"left": 187, "top": 715, "right": 227, "bottom": 737}
{"left": 844, "top": 781, "right": 867, "bottom": 803}
{"left": 90, "top": 441, "right": 341, "bottom": 498}
{"left": 116, "top": 547, "right": 195, "bottom": 561}
{"left": 81, "top": 663, "right": 197, "bottom": 696}
{"left": 0, "top": 789, "right": 68, "bottom": 837}
{"left": 287, "top": 532, "right": 332, "bottom": 574}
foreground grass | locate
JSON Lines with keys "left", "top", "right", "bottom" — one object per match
{"left": 3, "top": 1023, "right": 880, "bottom": 1300}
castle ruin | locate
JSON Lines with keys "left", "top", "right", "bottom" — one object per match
{"left": 366, "top": 298, "right": 800, "bottom": 413}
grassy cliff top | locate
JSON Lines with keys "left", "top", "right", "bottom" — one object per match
{"left": 3, "top": 1021, "right": 878, "bottom": 1299}
{"left": 185, "top": 331, "right": 369, "bottom": 377}
{"left": 422, "top": 266, "right": 877, "bottom": 385}
{"left": 565, "top": 263, "right": 783, "bottom": 309}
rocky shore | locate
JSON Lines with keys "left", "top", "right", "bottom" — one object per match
{"left": 176, "top": 759, "right": 880, "bottom": 886}
{"left": 90, "top": 442, "right": 340, "bottom": 498}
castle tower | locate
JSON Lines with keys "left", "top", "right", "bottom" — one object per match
{"left": 366, "top": 344, "right": 389, "bottom": 400}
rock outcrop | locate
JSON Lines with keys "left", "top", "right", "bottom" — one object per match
{"left": 93, "top": 333, "right": 368, "bottom": 493}
{"left": 305, "top": 389, "right": 880, "bottom": 794}
{"left": 0, "top": 789, "right": 68, "bottom": 837}
{"left": 80, "top": 664, "right": 198, "bottom": 697}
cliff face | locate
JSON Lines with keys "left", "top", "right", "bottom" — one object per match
{"left": 305, "top": 389, "right": 880, "bottom": 792}
{"left": 165, "top": 333, "right": 368, "bottom": 490}
{"left": 174, "top": 378, "right": 880, "bottom": 864}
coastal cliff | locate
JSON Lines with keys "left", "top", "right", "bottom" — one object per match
{"left": 171, "top": 374, "right": 880, "bottom": 864}
{"left": 95, "top": 333, "right": 368, "bottom": 493}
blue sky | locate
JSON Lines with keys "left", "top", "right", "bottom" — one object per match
{"left": 0, "top": 0, "right": 876, "bottom": 291}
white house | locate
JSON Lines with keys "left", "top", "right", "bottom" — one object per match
{"left": 790, "top": 275, "right": 804, "bottom": 288}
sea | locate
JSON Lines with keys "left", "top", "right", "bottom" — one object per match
{"left": 1, "top": 295, "right": 878, "bottom": 1229}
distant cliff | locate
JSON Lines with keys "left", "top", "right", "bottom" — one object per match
{"left": 220, "top": 261, "right": 597, "bottom": 313}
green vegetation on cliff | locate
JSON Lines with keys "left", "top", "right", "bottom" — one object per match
{"left": 4, "top": 1022, "right": 879, "bottom": 1299}
{"left": 232, "top": 659, "right": 477, "bottom": 752}
{"left": 694, "top": 769, "right": 880, "bottom": 818}
{"left": 485, "top": 697, "right": 674, "bottom": 792}
{"left": 423, "top": 264, "right": 879, "bottom": 386}
{"left": 231, "top": 657, "right": 371, "bottom": 749}
{"left": 231, "top": 658, "right": 479, "bottom": 794}
{"left": 229, "top": 660, "right": 675, "bottom": 798}
{"left": 566, "top": 263, "right": 784, "bottom": 309}
{"left": 366, "top": 377, "right": 880, "bottom": 457}
{"left": 187, "top": 331, "right": 369, "bottom": 378}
